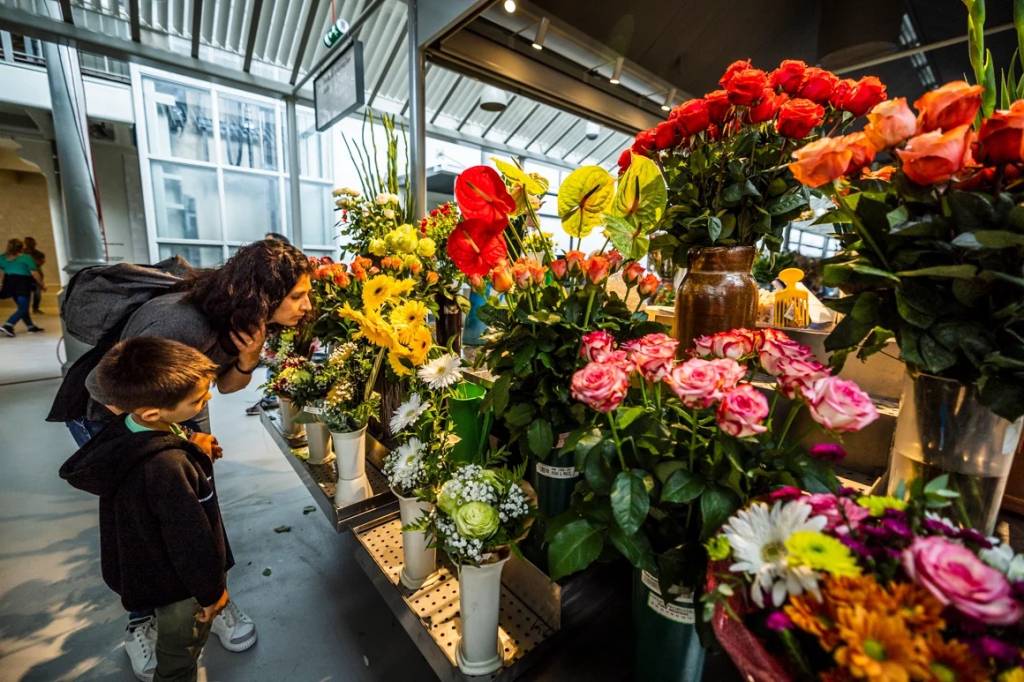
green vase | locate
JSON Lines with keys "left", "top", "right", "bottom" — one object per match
{"left": 448, "top": 382, "right": 490, "bottom": 464}
{"left": 632, "top": 568, "right": 706, "bottom": 682}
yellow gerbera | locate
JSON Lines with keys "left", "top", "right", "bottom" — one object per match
{"left": 337, "top": 302, "right": 367, "bottom": 326}
{"left": 785, "top": 530, "right": 861, "bottom": 577}
{"left": 399, "top": 324, "right": 432, "bottom": 365}
{"left": 389, "top": 278, "right": 416, "bottom": 297}
{"left": 390, "top": 300, "right": 428, "bottom": 328}
{"left": 388, "top": 346, "right": 414, "bottom": 376}
{"left": 358, "top": 310, "right": 398, "bottom": 350}
{"left": 362, "top": 275, "right": 395, "bottom": 311}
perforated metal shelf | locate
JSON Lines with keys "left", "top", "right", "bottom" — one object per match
{"left": 260, "top": 409, "right": 397, "bottom": 532}
{"left": 355, "top": 517, "right": 556, "bottom": 681}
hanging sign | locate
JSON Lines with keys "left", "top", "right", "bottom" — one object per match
{"left": 314, "top": 40, "right": 364, "bottom": 132}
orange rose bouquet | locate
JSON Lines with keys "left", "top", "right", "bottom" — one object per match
{"left": 789, "top": 81, "right": 1024, "bottom": 423}
{"left": 629, "top": 58, "right": 888, "bottom": 263}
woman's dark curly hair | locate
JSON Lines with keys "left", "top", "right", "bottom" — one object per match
{"left": 181, "top": 239, "right": 312, "bottom": 335}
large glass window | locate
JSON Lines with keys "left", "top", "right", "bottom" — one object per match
{"left": 223, "top": 171, "right": 282, "bottom": 242}
{"left": 300, "top": 182, "right": 334, "bottom": 246}
{"left": 298, "top": 108, "right": 331, "bottom": 178}
{"left": 219, "top": 96, "right": 278, "bottom": 171}
{"left": 142, "top": 78, "right": 214, "bottom": 162}
{"left": 158, "top": 243, "right": 223, "bottom": 268}
{"left": 150, "top": 161, "right": 221, "bottom": 241}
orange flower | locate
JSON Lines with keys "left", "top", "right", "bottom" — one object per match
{"left": 843, "top": 132, "right": 876, "bottom": 174}
{"left": 786, "top": 591, "right": 841, "bottom": 650}
{"left": 550, "top": 258, "right": 567, "bottom": 280}
{"left": 833, "top": 606, "right": 928, "bottom": 682}
{"left": 585, "top": 255, "right": 611, "bottom": 284}
{"left": 923, "top": 636, "right": 989, "bottom": 682}
{"left": 511, "top": 260, "right": 533, "bottom": 288}
{"left": 638, "top": 274, "right": 660, "bottom": 297}
{"left": 425, "top": 271, "right": 439, "bottom": 285}
{"left": 886, "top": 582, "right": 944, "bottom": 632}
{"left": 490, "top": 262, "right": 514, "bottom": 293}
{"left": 914, "top": 81, "right": 983, "bottom": 133}
{"left": 896, "top": 124, "right": 972, "bottom": 185}
{"left": 565, "top": 250, "right": 586, "bottom": 274}
{"left": 861, "top": 165, "right": 895, "bottom": 182}
{"left": 864, "top": 97, "right": 917, "bottom": 149}
{"left": 789, "top": 136, "right": 854, "bottom": 188}
{"left": 977, "top": 101, "right": 1024, "bottom": 165}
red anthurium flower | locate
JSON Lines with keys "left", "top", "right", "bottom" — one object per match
{"left": 454, "top": 166, "right": 517, "bottom": 223}
{"left": 447, "top": 218, "right": 508, "bottom": 276}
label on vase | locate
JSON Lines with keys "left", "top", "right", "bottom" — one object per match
{"left": 647, "top": 593, "right": 696, "bottom": 624}
{"left": 535, "top": 463, "right": 578, "bottom": 480}
{"left": 303, "top": 405, "right": 323, "bottom": 415}
{"left": 641, "top": 570, "right": 694, "bottom": 602}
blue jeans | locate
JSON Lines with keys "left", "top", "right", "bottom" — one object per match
{"left": 5, "top": 294, "right": 34, "bottom": 329}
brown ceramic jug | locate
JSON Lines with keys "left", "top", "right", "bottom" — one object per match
{"left": 673, "top": 246, "right": 758, "bottom": 351}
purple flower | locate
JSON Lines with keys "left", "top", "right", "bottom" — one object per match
{"left": 768, "top": 486, "right": 804, "bottom": 502}
{"left": 765, "top": 610, "right": 793, "bottom": 631}
{"left": 970, "top": 636, "right": 1022, "bottom": 664}
{"left": 1014, "top": 580, "right": 1024, "bottom": 601}
{"left": 957, "top": 527, "right": 993, "bottom": 548}
{"left": 922, "top": 517, "right": 958, "bottom": 537}
{"left": 809, "top": 442, "right": 847, "bottom": 463}
{"left": 840, "top": 535, "right": 873, "bottom": 558}
{"left": 880, "top": 517, "right": 912, "bottom": 541}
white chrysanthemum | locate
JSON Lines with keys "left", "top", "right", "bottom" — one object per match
{"left": 723, "top": 500, "right": 827, "bottom": 608}
{"left": 981, "top": 542, "right": 1024, "bottom": 582}
{"left": 385, "top": 437, "right": 425, "bottom": 492}
{"left": 418, "top": 354, "right": 463, "bottom": 391}
{"left": 390, "top": 393, "right": 430, "bottom": 433}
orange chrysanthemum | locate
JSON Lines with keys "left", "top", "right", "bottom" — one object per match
{"left": 886, "top": 582, "right": 945, "bottom": 632}
{"left": 825, "top": 576, "right": 891, "bottom": 612}
{"left": 787, "top": 592, "right": 841, "bottom": 649}
{"left": 833, "top": 606, "right": 928, "bottom": 682}
{"left": 924, "top": 636, "right": 989, "bottom": 682}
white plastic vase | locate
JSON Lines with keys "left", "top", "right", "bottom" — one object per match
{"left": 304, "top": 421, "right": 333, "bottom": 465}
{"left": 278, "top": 397, "right": 300, "bottom": 438}
{"left": 394, "top": 491, "right": 435, "bottom": 590}
{"left": 333, "top": 427, "right": 371, "bottom": 507}
{"left": 456, "top": 555, "right": 509, "bottom": 676}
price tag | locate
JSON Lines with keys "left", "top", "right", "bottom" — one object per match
{"left": 647, "top": 593, "right": 696, "bottom": 624}
{"left": 535, "top": 463, "right": 578, "bottom": 480}
{"left": 303, "top": 405, "right": 323, "bottom": 415}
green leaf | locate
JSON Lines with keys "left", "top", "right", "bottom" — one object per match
{"left": 603, "top": 214, "right": 650, "bottom": 260}
{"left": 504, "top": 402, "right": 534, "bottom": 427}
{"left": 527, "top": 419, "right": 554, "bottom": 458}
{"left": 979, "top": 374, "right": 1024, "bottom": 421}
{"left": 896, "top": 265, "right": 978, "bottom": 279}
{"left": 952, "top": 230, "right": 1024, "bottom": 249}
{"left": 616, "top": 406, "right": 645, "bottom": 430}
{"left": 707, "top": 215, "right": 723, "bottom": 243}
{"left": 896, "top": 289, "right": 935, "bottom": 329}
{"left": 823, "top": 261, "right": 901, "bottom": 286}
{"left": 490, "top": 373, "right": 511, "bottom": 417}
{"left": 700, "top": 487, "right": 739, "bottom": 540}
{"left": 548, "top": 519, "right": 604, "bottom": 580}
{"left": 611, "top": 471, "right": 650, "bottom": 536}
{"left": 767, "top": 193, "right": 808, "bottom": 217}
{"left": 608, "top": 524, "right": 656, "bottom": 572}
{"left": 583, "top": 440, "right": 615, "bottom": 494}
{"left": 920, "top": 333, "right": 958, "bottom": 374}
{"left": 825, "top": 292, "right": 880, "bottom": 352}
{"left": 661, "top": 469, "right": 706, "bottom": 504}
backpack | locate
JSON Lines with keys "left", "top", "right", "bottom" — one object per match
{"left": 46, "top": 256, "right": 194, "bottom": 423}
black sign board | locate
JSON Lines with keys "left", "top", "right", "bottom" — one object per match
{"left": 314, "top": 40, "right": 365, "bottom": 132}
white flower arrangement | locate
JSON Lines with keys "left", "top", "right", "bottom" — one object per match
{"left": 383, "top": 437, "right": 427, "bottom": 496}
{"left": 390, "top": 393, "right": 430, "bottom": 433}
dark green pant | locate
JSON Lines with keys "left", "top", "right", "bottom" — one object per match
{"left": 153, "top": 598, "right": 211, "bottom": 682}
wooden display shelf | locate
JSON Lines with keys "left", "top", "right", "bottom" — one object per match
{"left": 259, "top": 408, "right": 397, "bottom": 532}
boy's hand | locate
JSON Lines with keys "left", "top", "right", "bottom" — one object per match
{"left": 189, "top": 433, "right": 223, "bottom": 461}
{"left": 196, "top": 589, "right": 229, "bottom": 623}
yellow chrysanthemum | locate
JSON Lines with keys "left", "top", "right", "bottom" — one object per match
{"left": 1000, "top": 668, "right": 1024, "bottom": 682}
{"left": 833, "top": 606, "right": 928, "bottom": 682}
{"left": 857, "top": 495, "right": 907, "bottom": 517}
{"left": 389, "top": 278, "right": 416, "bottom": 297}
{"left": 785, "top": 530, "right": 861, "bottom": 577}
{"left": 390, "top": 300, "right": 428, "bottom": 328}
{"left": 358, "top": 310, "right": 398, "bottom": 350}
{"left": 399, "top": 324, "right": 432, "bottom": 365}
{"left": 362, "top": 275, "right": 395, "bottom": 311}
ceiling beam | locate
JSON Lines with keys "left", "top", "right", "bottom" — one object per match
{"left": 595, "top": 142, "right": 622, "bottom": 167}
{"left": 834, "top": 22, "right": 1014, "bottom": 75}
{"left": 525, "top": 111, "right": 561, "bottom": 149}
{"left": 456, "top": 97, "right": 481, "bottom": 132}
{"left": 0, "top": 4, "right": 311, "bottom": 104}
{"left": 292, "top": 0, "right": 387, "bottom": 94}
{"left": 503, "top": 102, "right": 540, "bottom": 144}
{"left": 430, "top": 73, "right": 463, "bottom": 124}
{"left": 242, "top": 0, "right": 264, "bottom": 73}
{"left": 58, "top": 0, "right": 73, "bottom": 24}
{"left": 128, "top": 0, "right": 140, "bottom": 42}
{"left": 190, "top": 0, "right": 203, "bottom": 59}
{"left": 367, "top": 19, "right": 407, "bottom": 107}
{"left": 560, "top": 132, "right": 589, "bottom": 161}
{"left": 289, "top": 0, "right": 323, "bottom": 85}
{"left": 545, "top": 119, "right": 579, "bottom": 155}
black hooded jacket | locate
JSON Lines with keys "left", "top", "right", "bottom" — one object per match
{"left": 59, "top": 418, "right": 233, "bottom": 610}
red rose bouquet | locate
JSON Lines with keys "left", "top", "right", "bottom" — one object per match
{"left": 705, "top": 480, "right": 1024, "bottom": 681}
{"left": 546, "top": 328, "right": 878, "bottom": 594}
{"left": 627, "top": 58, "right": 887, "bottom": 264}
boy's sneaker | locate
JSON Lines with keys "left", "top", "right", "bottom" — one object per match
{"left": 211, "top": 601, "right": 257, "bottom": 652}
{"left": 125, "top": 618, "right": 157, "bottom": 682}
{"left": 0, "top": 325, "right": 13, "bottom": 337}
{"left": 27, "top": 325, "right": 44, "bottom": 333}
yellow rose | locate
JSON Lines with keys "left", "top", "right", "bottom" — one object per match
{"left": 416, "top": 237, "right": 436, "bottom": 258}
{"left": 368, "top": 238, "right": 387, "bottom": 257}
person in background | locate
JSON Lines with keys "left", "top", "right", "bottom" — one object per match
{"left": 24, "top": 236, "right": 46, "bottom": 313}
{"left": 60, "top": 338, "right": 231, "bottom": 682}
{"left": 0, "top": 238, "right": 45, "bottom": 336}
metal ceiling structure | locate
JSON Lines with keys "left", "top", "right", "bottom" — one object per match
{"left": 0, "top": 0, "right": 633, "bottom": 170}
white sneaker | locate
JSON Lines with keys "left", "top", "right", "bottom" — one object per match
{"left": 210, "top": 600, "right": 257, "bottom": 652}
{"left": 124, "top": 618, "right": 157, "bottom": 682}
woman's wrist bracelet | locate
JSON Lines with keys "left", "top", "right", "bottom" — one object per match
{"left": 235, "top": 359, "right": 257, "bottom": 375}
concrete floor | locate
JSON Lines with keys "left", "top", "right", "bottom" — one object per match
{"left": 0, "top": 346, "right": 438, "bottom": 681}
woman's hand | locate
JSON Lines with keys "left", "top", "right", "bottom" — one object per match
{"left": 229, "top": 324, "right": 266, "bottom": 370}
{"left": 196, "top": 589, "right": 229, "bottom": 623}
{"left": 189, "top": 432, "right": 223, "bottom": 461}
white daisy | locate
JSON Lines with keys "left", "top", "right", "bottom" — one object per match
{"left": 723, "top": 500, "right": 827, "bottom": 608}
{"left": 418, "top": 354, "right": 463, "bottom": 391}
{"left": 390, "top": 393, "right": 430, "bottom": 433}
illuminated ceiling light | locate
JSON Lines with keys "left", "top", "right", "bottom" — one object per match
{"left": 532, "top": 17, "right": 549, "bottom": 50}
{"left": 661, "top": 87, "right": 676, "bottom": 112}
{"left": 503, "top": 0, "right": 516, "bottom": 13}
{"left": 609, "top": 56, "right": 624, "bottom": 85}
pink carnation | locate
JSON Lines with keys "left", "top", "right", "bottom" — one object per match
{"left": 570, "top": 361, "right": 631, "bottom": 413}
{"left": 716, "top": 383, "right": 769, "bottom": 438}
{"left": 623, "top": 333, "right": 679, "bottom": 381}
{"left": 806, "top": 376, "right": 878, "bottom": 433}
{"left": 758, "top": 328, "right": 815, "bottom": 375}
{"left": 806, "top": 493, "right": 869, "bottom": 535}
{"left": 903, "top": 536, "right": 1023, "bottom": 626}
{"left": 775, "top": 356, "right": 830, "bottom": 400}
{"left": 665, "top": 359, "right": 722, "bottom": 408}
{"left": 580, "top": 330, "right": 617, "bottom": 363}
{"left": 691, "top": 329, "right": 756, "bottom": 360}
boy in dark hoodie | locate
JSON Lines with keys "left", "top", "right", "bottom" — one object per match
{"left": 60, "top": 337, "right": 231, "bottom": 682}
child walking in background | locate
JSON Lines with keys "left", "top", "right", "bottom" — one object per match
{"left": 60, "top": 337, "right": 232, "bottom": 682}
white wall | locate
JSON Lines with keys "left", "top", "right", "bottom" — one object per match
{"left": 0, "top": 62, "right": 134, "bottom": 124}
